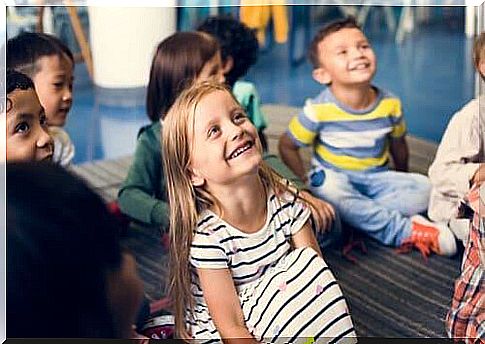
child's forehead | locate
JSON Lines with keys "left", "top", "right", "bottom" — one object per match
{"left": 319, "top": 28, "right": 368, "bottom": 48}
{"left": 35, "top": 53, "right": 74, "bottom": 74}
{"left": 198, "top": 90, "right": 239, "bottom": 111}
{"left": 8, "top": 89, "right": 42, "bottom": 113}
{"left": 193, "top": 90, "right": 241, "bottom": 120}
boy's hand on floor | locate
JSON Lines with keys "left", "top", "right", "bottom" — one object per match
{"left": 300, "top": 190, "right": 335, "bottom": 232}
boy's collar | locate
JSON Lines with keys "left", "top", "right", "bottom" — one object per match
{"left": 325, "top": 85, "right": 382, "bottom": 114}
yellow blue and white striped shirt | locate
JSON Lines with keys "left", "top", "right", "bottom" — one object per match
{"left": 287, "top": 87, "right": 406, "bottom": 172}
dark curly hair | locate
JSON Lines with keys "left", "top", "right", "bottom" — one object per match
{"left": 6, "top": 69, "right": 36, "bottom": 113}
{"left": 198, "top": 15, "right": 259, "bottom": 88}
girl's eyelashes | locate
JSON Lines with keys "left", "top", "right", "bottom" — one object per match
{"left": 207, "top": 125, "right": 220, "bottom": 138}
{"left": 233, "top": 111, "right": 247, "bottom": 122}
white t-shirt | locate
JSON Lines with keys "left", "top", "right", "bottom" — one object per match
{"left": 49, "top": 126, "right": 75, "bottom": 167}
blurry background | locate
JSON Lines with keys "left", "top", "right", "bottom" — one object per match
{"left": 5, "top": 3, "right": 483, "bottom": 164}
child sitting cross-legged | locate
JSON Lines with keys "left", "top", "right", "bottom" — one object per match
{"left": 162, "top": 81, "right": 356, "bottom": 342}
{"left": 278, "top": 17, "right": 457, "bottom": 258}
{"left": 6, "top": 69, "right": 54, "bottom": 163}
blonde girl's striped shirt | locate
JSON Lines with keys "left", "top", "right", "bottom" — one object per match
{"left": 287, "top": 86, "right": 406, "bottom": 173}
{"left": 189, "top": 189, "right": 309, "bottom": 295}
{"left": 187, "top": 189, "right": 356, "bottom": 343}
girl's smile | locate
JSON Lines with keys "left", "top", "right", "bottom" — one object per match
{"left": 190, "top": 89, "right": 262, "bottom": 187}
{"left": 226, "top": 139, "right": 255, "bottom": 160}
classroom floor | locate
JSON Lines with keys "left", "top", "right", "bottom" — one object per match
{"left": 65, "top": 7, "right": 475, "bottom": 164}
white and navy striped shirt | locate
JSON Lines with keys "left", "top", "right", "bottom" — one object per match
{"left": 190, "top": 189, "right": 310, "bottom": 297}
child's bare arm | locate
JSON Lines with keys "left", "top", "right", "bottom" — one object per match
{"left": 291, "top": 219, "right": 322, "bottom": 257}
{"left": 197, "top": 268, "right": 259, "bottom": 343}
{"left": 390, "top": 136, "right": 409, "bottom": 172}
{"left": 278, "top": 132, "right": 308, "bottom": 183}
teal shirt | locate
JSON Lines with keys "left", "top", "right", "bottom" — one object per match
{"left": 233, "top": 80, "right": 268, "bottom": 131}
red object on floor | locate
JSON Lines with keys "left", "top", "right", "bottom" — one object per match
{"left": 107, "top": 201, "right": 130, "bottom": 228}
{"left": 341, "top": 227, "right": 368, "bottom": 264}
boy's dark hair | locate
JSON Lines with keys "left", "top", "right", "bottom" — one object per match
{"left": 6, "top": 69, "right": 35, "bottom": 113}
{"left": 198, "top": 15, "right": 259, "bottom": 88}
{"left": 7, "top": 69, "right": 35, "bottom": 94}
{"left": 473, "top": 31, "right": 485, "bottom": 78}
{"left": 146, "top": 31, "right": 220, "bottom": 121}
{"left": 7, "top": 162, "right": 123, "bottom": 338}
{"left": 308, "top": 16, "right": 362, "bottom": 69}
{"left": 6, "top": 32, "right": 74, "bottom": 78}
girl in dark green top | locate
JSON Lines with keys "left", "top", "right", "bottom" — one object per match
{"left": 118, "top": 31, "right": 225, "bottom": 230}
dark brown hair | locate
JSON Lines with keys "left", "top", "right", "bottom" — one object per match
{"left": 7, "top": 32, "right": 74, "bottom": 78}
{"left": 145, "top": 31, "right": 220, "bottom": 122}
{"left": 308, "top": 16, "right": 362, "bottom": 69}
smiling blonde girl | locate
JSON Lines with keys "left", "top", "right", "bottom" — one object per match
{"left": 162, "top": 81, "right": 356, "bottom": 343}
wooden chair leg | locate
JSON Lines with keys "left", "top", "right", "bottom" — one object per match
{"left": 64, "top": 1, "right": 93, "bottom": 81}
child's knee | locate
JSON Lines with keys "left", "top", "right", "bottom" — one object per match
{"left": 413, "top": 173, "right": 432, "bottom": 193}
{"left": 308, "top": 168, "right": 350, "bottom": 199}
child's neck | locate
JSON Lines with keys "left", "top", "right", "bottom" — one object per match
{"left": 330, "top": 83, "right": 376, "bottom": 111}
{"left": 209, "top": 175, "right": 267, "bottom": 234}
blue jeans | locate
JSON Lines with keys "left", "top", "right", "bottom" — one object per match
{"left": 308, "top": 166, "right": 431, "bottom": 246}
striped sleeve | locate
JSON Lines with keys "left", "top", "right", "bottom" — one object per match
{"left": 389, "top": 99, "right": 407, "bottom": 138}
{"left": 285, "top": 193, "right": 311, "bottom": 236}
{"left": 190, "top": 232, "right": 228, "bottom": 269}
{"left": 287, "top": 100, "right": 320, "bottom": 147}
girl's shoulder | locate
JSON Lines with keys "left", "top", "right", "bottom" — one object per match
{"left": 193, "top": 210, "right": 227, "bottom": 238}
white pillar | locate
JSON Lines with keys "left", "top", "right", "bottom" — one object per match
{"left": 465, "top": 5, "right": 476, "bottom": 38}
{"left": 88, "top": 6, "right": 176, "bottom": 88}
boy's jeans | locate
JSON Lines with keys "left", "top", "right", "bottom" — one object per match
{"left": 308, "top": 166, "right": 431, "bottom": 247}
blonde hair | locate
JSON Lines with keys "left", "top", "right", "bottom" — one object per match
{"left": 473, "top": 31, "right": 485, "bottom": 80}
{"left": 162, "top": 81, "right": 311, "bottom": 338}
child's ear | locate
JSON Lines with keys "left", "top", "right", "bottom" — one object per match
{"left": 312, "top": 67, "right": 331, "bottom": 85}
{"left": 189, "top": 168, "right": 205, "bottom": 187}
{"left": 222, "top": 56, "right": 234, "bottom": 75}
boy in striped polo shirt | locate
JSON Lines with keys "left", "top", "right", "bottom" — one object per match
{"left": 278, "top": 17, "right": 456, "bottom": 257}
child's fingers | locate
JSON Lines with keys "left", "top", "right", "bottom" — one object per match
{"left": 323, "top": 202, "right": 336, "bottom": 219}
{"left": 314, "top": 207, "right": 332, "bottom": 232}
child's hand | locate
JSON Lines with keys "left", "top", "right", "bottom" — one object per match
{"left": 300, "top": 190, "right": 335, "bottom": 232}
{"left": 471, "top": 164, "right": 484, "bottom": 186}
